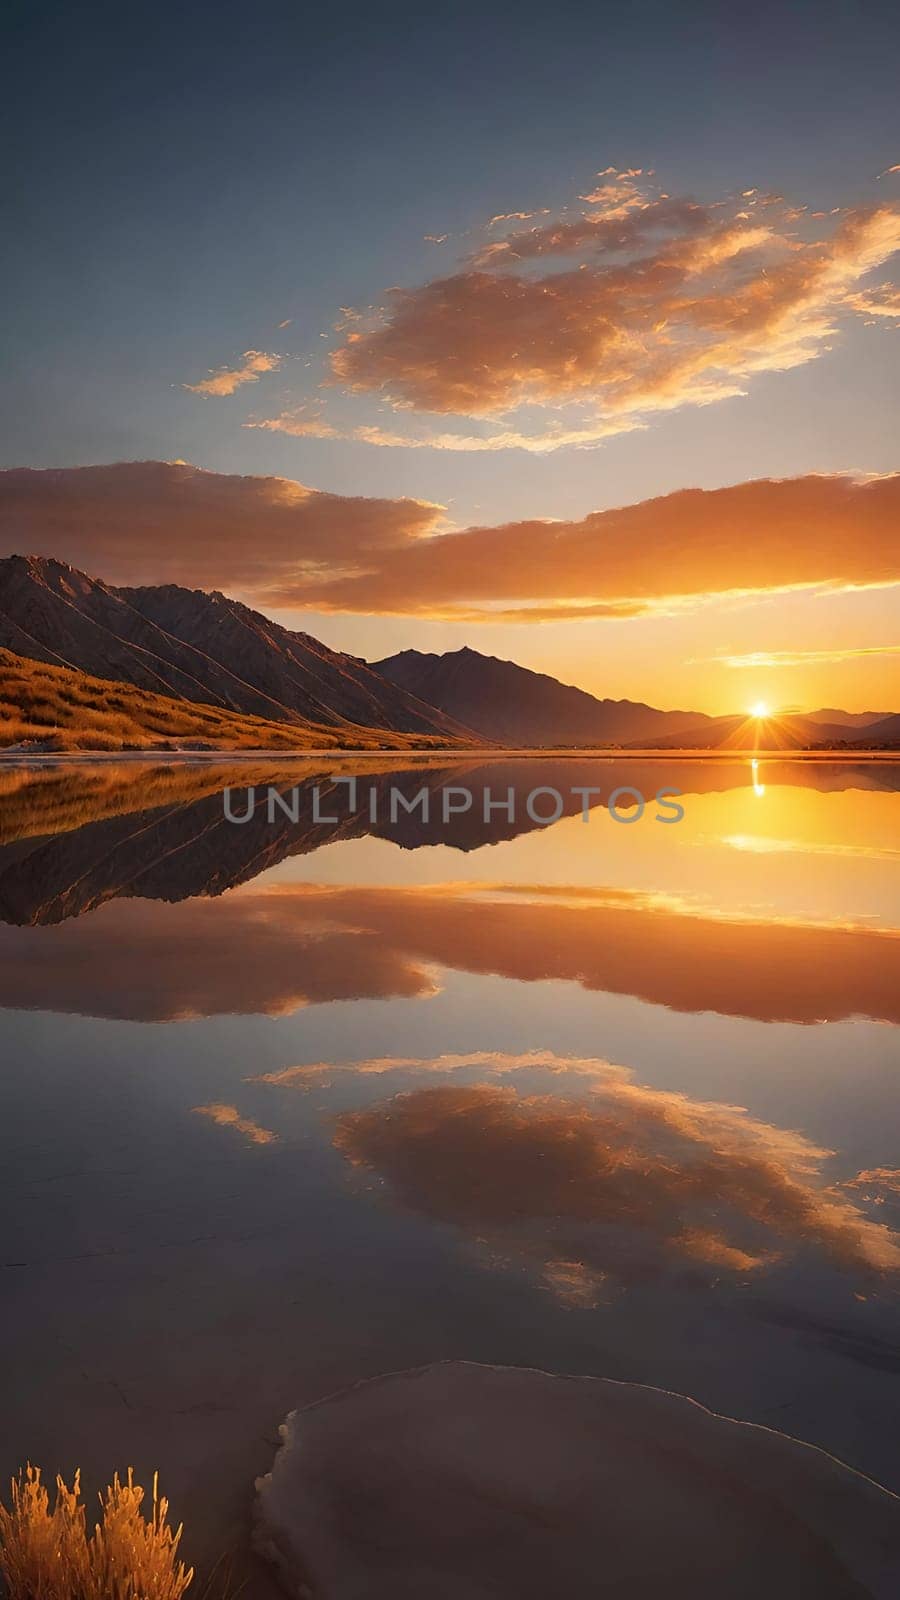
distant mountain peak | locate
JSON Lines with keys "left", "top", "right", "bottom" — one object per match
{"left": 373, "top": 645, "right": 712, "bottom": 746}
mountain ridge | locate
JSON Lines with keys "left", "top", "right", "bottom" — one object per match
{"left": 374, "top": 646, "right": 718, "bottom": 746}
{"left": 0, "top": 555, "right": 474, "bottom": 741}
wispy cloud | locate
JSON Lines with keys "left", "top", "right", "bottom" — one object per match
{"left": 244, "top": 405, "right": 339, "bottom": 439}
{"left": 328, "top": 1054, "right": 900, "bottom": 1289}
{"left": 315, "top": 168, "right": 900, "bottom": 452}
{"left": 703, "top": 644, "right": 900, "bottom": 668}
{"left": 247, "top": 415, "right": 645, "bottom": 454}
{"left": 844, "top": 1167, "right": 900, "bottom": 1196}
{"left": 183, "top": 349, "right": 282, "bottom": 397}
{"left": 488, "top": 208, "right": 550, "bottom": 226}
{"left": 844, "top": 284, "right": 900, "bottom": 319}
{"left": 193, "top": 1102, "right": 277, "bottom": 1144}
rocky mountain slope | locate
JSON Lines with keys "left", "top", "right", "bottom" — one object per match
{"left": 0, "top": 648, "right": 467, "bottom": 754}
{"left": 0, "top": 556, "right": 474, "bottom": 740}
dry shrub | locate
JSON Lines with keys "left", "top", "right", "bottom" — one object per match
{"left": 0, "top": 1466, "right": 89, "bottom": 1596}
{"left": 65, "top": 730, "right": 129, "bottom": 752}
{"left": 0, "top": 1465, "right": 193, "bottom": 1599}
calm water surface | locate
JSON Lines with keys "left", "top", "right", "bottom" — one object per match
{"left": 0, "top": 757, "right": 898, "bottom": 1575}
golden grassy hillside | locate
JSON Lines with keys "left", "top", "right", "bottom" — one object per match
{"left": 0, "top": 650, "right": 463, "bottom": 753}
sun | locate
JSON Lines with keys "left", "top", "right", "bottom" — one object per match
{"left": 748, "top": 700, "right": 771, "bottom": 719}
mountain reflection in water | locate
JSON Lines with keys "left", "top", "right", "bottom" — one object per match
{"left": 0, "top": 754, "right": 897, "bottom": 1567}
{"left": 0, "top": 758, "right": 896, "bottom": 1023}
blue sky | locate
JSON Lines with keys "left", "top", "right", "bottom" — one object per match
{"left": 1, "top": 0, "right": 898, "bottom": 710}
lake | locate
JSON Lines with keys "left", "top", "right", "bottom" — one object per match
{"left": 1, "top": 756, "right": 898, "bottom": 1586}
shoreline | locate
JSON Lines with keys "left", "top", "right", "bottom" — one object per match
{"left": 0, "top": 747, "right": 898, "bottom": 764}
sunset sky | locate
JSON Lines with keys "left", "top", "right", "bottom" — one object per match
{"left": 2, "top": 0, "right": 899, "bottom": 713}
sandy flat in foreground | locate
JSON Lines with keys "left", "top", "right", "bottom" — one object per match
{"left": 257, "top": 1362, "right": 900, "bottom": 1600}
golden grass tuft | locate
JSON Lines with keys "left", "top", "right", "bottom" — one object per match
{"left": 0, "top": 647, "right": 471, "bottom": 752}
{"left": 0, "top": 1464, "right": 194, "bottom": 1599}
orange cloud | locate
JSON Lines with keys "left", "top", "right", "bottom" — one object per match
{"left": 1, "top": 462, "right": 898, "bottom": 619}
{"left": 487, "top": 208, "right": 551, "bottom": 226}
{"left": 244, "top": 406, "right": 340, "bottom": 438}
{"left": 845, "top": 284, "right": 900, "bottom": 318}
{"left": 2, "top": 880, "right": 895, "bottom": 1024}
{"left": 324, "top": 169, "right": 900, "bottom": 450}
{"left": 0, "top": 460, "right": 440, "bottom": 596}
{"left": 183, "top": 349, "right": 281, "bottom": 396}
{"left": 247, "top": 415, "right": 647, "bottom": 453}
{"left": 844, "top": 1167, "right": 900, "bottom": 1196}
{"left": 332, "top": 1066, "right": 900, "bottom": 1294}
{"left": 699, "top": 644, "right": 900, "bottom": 669}
{"left": 193, "top": 1102, "right": 277, "bottom": 1144}
{"left": 257, "top": 470, "right": 900, "bottom": 618}
{"left": 470, "top": 189, "right": 708, "bottom": 269}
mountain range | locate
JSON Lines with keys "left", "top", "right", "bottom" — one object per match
{"left": 622, "top": 709, "right": 900, "bottom": 751}
{"left": 374, "top": 647, "right": 898, "bottom": 750}
{"left": 0, "top": 555, "right": 896, "bottom": 751}
{"left": 3, "top": 759, "right": 897, "bottom": 926}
